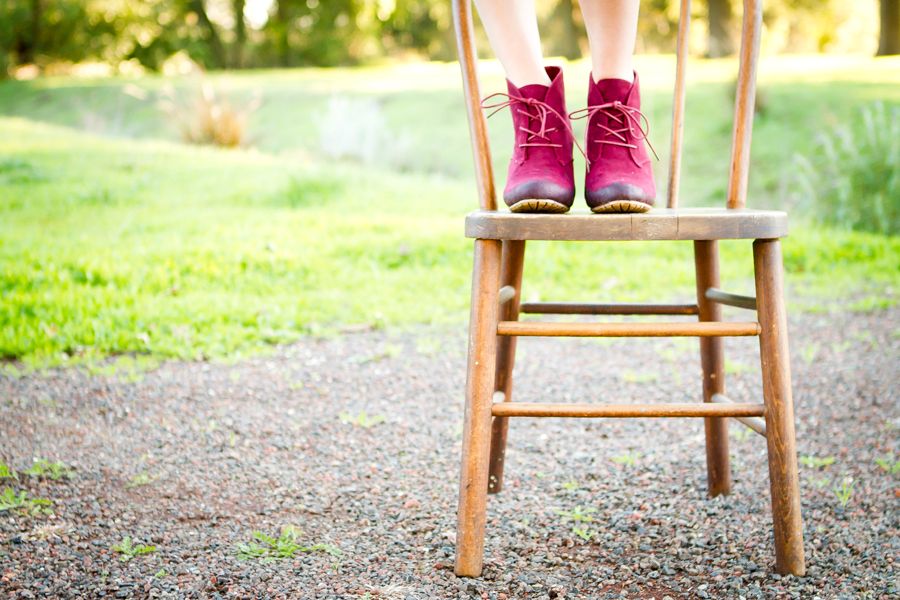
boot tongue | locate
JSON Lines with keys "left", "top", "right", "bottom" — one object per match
{"left": 590, "top": 77, "right": 633, "bottom": 104}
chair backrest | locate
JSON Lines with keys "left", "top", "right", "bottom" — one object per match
{"left": 451, "top": 0, "right": 763, "bottom": 212}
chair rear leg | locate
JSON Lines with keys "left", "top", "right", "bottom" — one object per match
{"left": 694, "top": 240, "right": 732, "bottom": 496}
{"left": 488, "top": 240, "right": 526, "bottom": 494}
{"left": 455, "top": 239, "right": 502, "bottom": 578}
{"left": 753, "top": 239, "right": 806, "bottom": 576}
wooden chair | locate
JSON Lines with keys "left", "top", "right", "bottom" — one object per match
{"left": 451, "top": 0, "right": 806, "bottom": 578}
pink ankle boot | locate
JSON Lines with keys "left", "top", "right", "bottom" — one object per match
{"left": 572, "top": 72, "right": 657, "bottom": 213}
{"left": 483, "top": 66, "right": 576, "bottom": 213}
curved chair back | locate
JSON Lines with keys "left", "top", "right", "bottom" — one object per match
{"left": 451, "top": 0, "right": 763, "bottom": 211}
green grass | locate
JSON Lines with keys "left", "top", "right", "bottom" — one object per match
{"left": 236, "top": 526, "right": 341, "bottom": 562}
{"left": 22, "top": 459, "right": 76, "bottom": 480}
{"left": 1, "top": 56, "right": 898, "bottom": 368}
{"left": 0, "top": 487, "right": 53, "bottom": 516}
{"left": 111, "top": 536, "right": 156, "bottom": 561}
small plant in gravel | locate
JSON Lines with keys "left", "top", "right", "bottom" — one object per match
{"left": 560, "top": 479, "right": 579, "bottom": 491}
{"left": 236, "top": 526, "right": 342, "bottom": 562}
{"left": 112, "top": 537, "right": 156, "bottom": 562}
{"left": 875, "top": 455, "right": 900, "bottom": 475}
{"left": 800, "top": 455, "right": 836, "bottom": 469}
{"left": 126, "top": 471, "right": 158, "bottom": 488}
{"left": 556, "top": 505, "right": 596, "bottom": 523}
{"left": 732, "top": 425, "right": 752, "bottom": 442}
{"left": 811, "top": 476, "right": 831, "bottom": 489}
{"left": 0, "top": 462, "right": 18, "bottom": 479}
{"left": 800, "top": 344, "right": 818, "bottom": 365}
{"left": 724, "top": 359, "right": 753, "bottom": 375}
{"left": 23, "top": 459, "right": 75, "bottom": 480}
{"left": 611, "top": 452, "right": 640, "bottom": 467}
{"left": 830, "top": 340, "right": 851, "bottom": 355}
{"left": 556, "top": 506, "right": 597, "bottom": 542}
{"left": 0, "top": 487, "right": 53, "bottom": 516}
{"left": 571, "top": 526, "right": 594, "bottom": 541}
{"left": 621, "top": 370, "right": 657, "bottom": 383}
{"left": 339, "top": 410, "right": 386, "bottom": 429}
{"left": 832, "top": 478, "right": 855, "bottom": 508}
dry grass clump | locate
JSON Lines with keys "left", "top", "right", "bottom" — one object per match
{"left": 159, "top": 80, "right": 261, "bottom": 148}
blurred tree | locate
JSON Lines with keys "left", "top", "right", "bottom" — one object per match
{"left": 187, "top": 0, "right": 226, "bottom": 67}
{"left": 878, "top": 0, "right": 900, "bottom": 55}
{"left": 0, "top": 0, "right": 888, "bottom": 75}
{"left": 233, "top": 0, "right": 247, "bottom": 67}
{"left": 706, "top": 0, "right": 735, "bottom": 57}
{"left": 544, "top": 0, "right": 583, "bottom": 60}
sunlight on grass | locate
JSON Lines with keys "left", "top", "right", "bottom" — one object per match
{"left": 0, "top": 57, "right": 897, "bottom": 368}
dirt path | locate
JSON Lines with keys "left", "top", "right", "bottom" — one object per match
{"left": 1, "top": 308, "right": 898, "bottom": 599}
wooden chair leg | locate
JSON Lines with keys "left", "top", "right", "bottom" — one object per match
{"left": 753, "top": 239, "right": 806, "bottom": 576}
{"left": 455, "top": 238, "right": 502, "bottom": 578}
{"left": 694, "top": 240, "right": 732, "bottom": 496}
{"left": 488, "top": 240, "right": 525, "bottom": 494}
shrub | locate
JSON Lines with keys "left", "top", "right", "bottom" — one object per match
{"left": 788, "top": 102, "right": 899, "bottom": 235}
{"left": 317, "top": 96, "right": 414, "bottom": 169}
{"left": 159, "top": 80, "right": 261, "bottom": 148}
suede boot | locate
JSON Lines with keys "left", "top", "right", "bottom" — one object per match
{"left": 483, "top": 66, "right": 576, "bottom": 213}
{"left": 574, "top": 72, "right": 656, "bottom": 213}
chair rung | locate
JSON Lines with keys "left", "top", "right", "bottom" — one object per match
{"left": 706, "top": 288, "right": 757, "bottom": 310}
{"left": 712, "top": 393, "right": 767, "bottom": 436}
{"left": 519, "top": 302, "right": 699, "bottom": 316}
{"left": 497, "top": 321, "right": 760, "bottom": 337}
{"left": 492, "top": 402, "right": 766, "bottom": 418}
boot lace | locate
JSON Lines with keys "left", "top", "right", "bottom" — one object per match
{"left": 569, "top": 100, "right": 658, "bottom": 168}
{"left": 481, "top": 93, "right": 585, "bottom": 158}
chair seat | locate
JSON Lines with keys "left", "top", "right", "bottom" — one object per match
{"left": 465, "top": 207, "right": 788, "bottom": 241}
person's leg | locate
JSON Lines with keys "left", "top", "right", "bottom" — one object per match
{"left": 575, "top": 1, "right": 656, "bottom": 213}
{"left": 474, "top": 0, "right": 550, "bottom": 87}
{"left": 579, "top": 0, "right": 640, "bottom": 83}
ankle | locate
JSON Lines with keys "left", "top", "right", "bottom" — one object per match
{"left": 507, "top": 68, "right": 552, "bottom": 89}
{"left": 591, "top": 68, "right": 634, "bottom": 84}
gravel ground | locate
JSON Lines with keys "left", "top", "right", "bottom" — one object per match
{"left": 1, "top": 307, "right": 898, "bottom": 599}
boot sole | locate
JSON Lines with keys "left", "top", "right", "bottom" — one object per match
{"left": 508, "top": 199, "right": 571, "bottom": 213}
{"left": 591, "top": 200, "right": 652, "bottom": 214}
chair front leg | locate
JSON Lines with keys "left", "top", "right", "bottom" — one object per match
{"left": 488, "top": 240, "right": 526, "bottom": 494}
{"left": 455, "top": 238, "right": 502, "bottom": 578}
{"left": 694, "top": 240, "right": 732, "bottom": 496}
{"left": 753, "top": 238, "right": 806, "bottom": 576}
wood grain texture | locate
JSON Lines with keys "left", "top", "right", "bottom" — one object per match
{"left": 695, "top": 241, "right": 732, "bottom": 496}
{"left": 753, "top": 239, "right": 806, "bottom": 576}
{"left": 727, "top": 0, "right": 762, "bottom": 209}
{"left": 488, "top": 240, "right": 525, "bottom": 495}
{"left": 455, "top": 239, "right": 502, "bottom": 577}
{"left": 492, "top": 402, "right": 765, "bottom": 419}
{"left": 497, "top": 321, "right": 761, "bottom": 338}
{"left": 452, "top": 0, "right": 496, "bottom": 211}
{"left": 465, "top": 208, "right": 788, "bottom": 241}
{"left": 520, "top": 302, "right": 699, "bottom": 315}
{"left": 667, "top": 0, "right": 692, "bottom": 208}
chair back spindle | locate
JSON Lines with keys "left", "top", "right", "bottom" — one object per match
{"left": 452, "top": 0, "right": 763, "bottom": 212}
{"left": 666, "top": 0, "right": 692, "bottom": 209}
{"left": 726, "top": 0, "right": 763, "bottom": 210}
{"left": 452, "top": 0, "right": 497, "bottom": 211}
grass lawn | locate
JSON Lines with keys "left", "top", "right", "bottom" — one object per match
{"left": 1, "top": 55, "right": 898, "bottom": 369}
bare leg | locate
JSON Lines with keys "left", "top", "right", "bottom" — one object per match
{"left": 579, "top": 0, "right": 640, "bottom": 82}
{"left": 474, "top": 0, "right": 550, "bottom": 87}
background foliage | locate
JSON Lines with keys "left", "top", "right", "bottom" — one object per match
{"left": 0, "top": 0, "right": 896, "bottom": 76}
